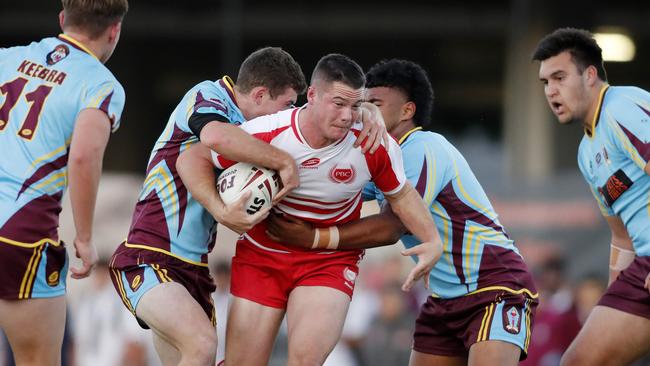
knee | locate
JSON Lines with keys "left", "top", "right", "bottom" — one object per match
{"left": 184, "top": 330, "right": 217, "bottom": 366}
{"left": 560, "top": 346, "right": 591, "bottom": 366}
{"left": 288, "top": 349, "right": 328, "bottom": 366}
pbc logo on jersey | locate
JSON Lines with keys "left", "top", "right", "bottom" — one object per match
{"left": 329, "top": 164, "right": 355, "bottom": 184}
{"left": 300, "top": 158, "right": 320, "bottom": 169}
{"left": 503, "top": 306, "right": 522, "bottom": 334}
{"left": 46, "top": 44, "right": 69, "bottom": 65}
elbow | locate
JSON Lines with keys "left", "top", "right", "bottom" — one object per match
{"left": 200, "top": 126, "right": 233, "bottom": 152}
{"left": 68, "top": 150, "right": 98, "bottom": 169}
{"left": 384, "top": 228, "right": 402, "bottom": 244}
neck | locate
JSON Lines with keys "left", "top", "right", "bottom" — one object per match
{"left": 62, "top": 30, "right": 105, "bottom": 62}
{"left": 234, "top": 88, "right": 254, "bottom": 120}
{"left": 583, "top": 80, "right": 608, "bottom": 135}
{"left": 391, "top": 120, "right": 418, "bottom": 143}
{"left": 299, "top": 107, "right": 335, "bottom": 149}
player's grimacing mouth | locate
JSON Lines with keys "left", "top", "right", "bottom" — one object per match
{"left": 551, "top": 101, "right": 563, "bottom": 114}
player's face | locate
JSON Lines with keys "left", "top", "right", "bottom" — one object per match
{"left": 538, "top": 51, "right": 591, "bottom": 125}
{"left": 366, "top": 86, "right": 408, "bottom": 135}
{"left": 311, "top": 81, "right": 363, "bottom": 141}
{"left": 256, "top": 87, "right": 298, "bottom": 117}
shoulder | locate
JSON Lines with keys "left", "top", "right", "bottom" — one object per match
{"left": 241, "top": 107, "right": 296, "bottom": 133}
{"left": 602, "top": 86, "right": 650, "bottom": 119}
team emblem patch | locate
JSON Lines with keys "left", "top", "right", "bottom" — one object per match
{"left": 46, "top": 44, "right": 69, "bottom": 65}
{"left": 503, "top": 306, "right": 521, "bottom": 334}
{"left": 343, "top": 267, "right": 357, "bottom": 283}
{"left": 329, "top": 164, "right": 356, "bottom": 184}
{"left": 131, "top": 274, "right": 142, "bottom": 291}
{"left": 47, "top": 271, "right": 60, "bottom": 286}
{"left": 598, "top": 169, "right": 633, "bottom": 207}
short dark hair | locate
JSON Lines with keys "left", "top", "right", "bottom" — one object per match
{"left": 366, "top": 59, "right": 434, "bottom": 128}
{"left": 311, "top": 54, "right": 365, "bottom": 90}
{"left": 236, "top": 47, "right": 307, "bottom": 98}
{"left": 62, "top": 0, "right": 129, "bottom": 39}
{"left": 532, "top": 27, "right": 608, "bottom": 82}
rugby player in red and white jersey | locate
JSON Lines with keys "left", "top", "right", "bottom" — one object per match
{"left": 178, "top": 54, "right": 443, "bottom": 366}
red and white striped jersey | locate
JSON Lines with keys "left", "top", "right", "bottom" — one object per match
{"left": 211, "top": 106, "right": 406, "bottom": 253}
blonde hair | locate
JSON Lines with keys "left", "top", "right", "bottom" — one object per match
{"left": 62, "top": 0, "right": 129, "bottom": 39}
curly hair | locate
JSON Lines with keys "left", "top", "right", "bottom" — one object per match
{"left": 366, "top": 59, "right": 434, "bottom": 128}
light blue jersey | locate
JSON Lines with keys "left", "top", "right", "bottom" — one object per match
{"left": 365, "top": 128, "right": 535, "bottom": 299}
{"left": 0, "top": 35, "right": 123, "bottom": 299}
{"left": 0, "top": 34, "right": 124, "bottom": 246}
{"left": 578, "top": 86, "right": 650, "bottom": 256}
{"left": 125, "top": 76, "right": 245, "bottom": 266}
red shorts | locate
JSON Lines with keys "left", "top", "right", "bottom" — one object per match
{"left": 230, "top": 237, "right": 363, "bottom": 309}
{"left": 599, "top": 255, "right": 650, "bottom": 319}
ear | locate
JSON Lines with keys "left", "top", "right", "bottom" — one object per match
{"left": 584, "top": 65, "right": 599, "bottom": 86}
{"left": 401, "top": 101, "right": 416, "bottom": 121}
{"left": 307, "top": 86, "right": 316, "bottom": 104}
{"left": 250, "top": 86, "right": 269, "bottom": 105}
{"left": 59, "top": 11, "right": 65, "bottom": 30}
{"left": 108, "top": 22, "right": 122, "bottom": 44}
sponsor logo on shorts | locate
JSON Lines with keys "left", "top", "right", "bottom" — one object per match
{"left": 503, "top": 306, "right": 521, "bottom": 334}
{"left": 47, "top": 271, "right": 59, "bottom": 286}
{"left": 343, "top": 267, "right": 357, "bottom": 283}
{"left": 131, "top": 274, "right": 142, "bottom": 291}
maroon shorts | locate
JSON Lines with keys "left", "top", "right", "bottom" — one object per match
{"left": 109, "top": 243, "right": 217, "bottom": 329}
{"left": 599, "top": 255, "right": 650, "bottom": 319}
{"left": 414, "top": 289, "right": 538, "bottom": 360}
{"left": 0, "top": 239, "right": 68, "bottom": 300}
{"left": 230, "top": 237, "right": 362, "bottom": 309}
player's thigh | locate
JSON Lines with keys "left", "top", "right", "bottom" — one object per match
{"left": 152, "top": 330, "right": 181, "bottom": 366}
{"left": 562, "top": 305, "right": 650, "bottom": 366}
{"left": 136, "top": 281, "right": 215, "bottom": 351}
{"left": 409, "top": 350, "right": 467, "bottom": 366}
{"left": 286, "top": 286, "right": 351, "bottom": 364}
{"left": 0, "top": 296, "right": 66, "bottom": 365}
{"left": 224, "top": 295, "right": 285, "bottom": 366}
{"left": 468, "top": 340, "right": 520, "bottom": 366}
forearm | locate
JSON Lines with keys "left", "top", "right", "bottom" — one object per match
{"left": 68, "top": 152, "right": 102, "bottom": 242}
{"left": 176, "top": 146, "right": 224, "bottom": 221}
{"left": 609, "top": 238, "right": 635, "bottom": 285}
{"left": 386, "top": 184, "right": 439, "bottom": 245}
{"left": 335, "top": 212, "right": 405, "bottom": 249}
{"left": 201, "top": 123, "right": 292, "bottom": 171}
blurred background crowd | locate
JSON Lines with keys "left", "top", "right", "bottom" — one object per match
{"left": 2, "top": 0, "right": 650, "bottom": 365}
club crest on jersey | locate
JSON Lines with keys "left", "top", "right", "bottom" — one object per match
{"left": 329, "top": 164, "right": 355, "bottom": 184}
{"left": 503, "top": 306, "right": 521, "bottom": 334}
{"left": 300, "top": 157, "right": 320, "bottom": 169}
{"left": 46, "top": 44, "right": 69, "bottom": 65}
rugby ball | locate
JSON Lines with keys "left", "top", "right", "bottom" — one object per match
{"left": 216, "top": 162, "right": 280, "bottom": 215}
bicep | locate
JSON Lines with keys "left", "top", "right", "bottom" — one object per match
{"left": 69, "top": 108, "right": 112, "bottom": 158}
